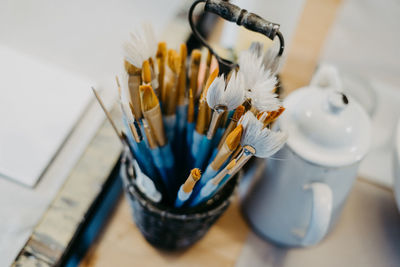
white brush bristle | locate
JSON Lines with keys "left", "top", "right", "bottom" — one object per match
{"left": 123, "top": 23, "right": 157, "bottom": 67}
{"left": 223, "top": 71, "right": 245, "bottom": 110}
{"left": 206, "top": 75, "right": 225, "bottom": 109}
{"left": 206, "top": 71, "right": 245, "bottom": 111}
{"left": 238, "top": 49, "right": 280, "bottom": 112}
{"left": 238, "top": 49, "right": 265, "bottom": 92}
{"left": 249, "top": 70, "right": 281, "bottom": 112}
{"left": 240, "top": 111, "right": 287, "bottom": 158}
{"left": 263, "top": 40, "right": 282, "bottom": 75}
{"left": 249, "top": 42, "right": 264, "bottom": 57}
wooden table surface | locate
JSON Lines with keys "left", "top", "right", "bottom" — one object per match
{"left": 80, "top": 0, "right": 342, "bottom": 266}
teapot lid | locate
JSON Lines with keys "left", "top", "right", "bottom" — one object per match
{"left": 278, "top": 87, "right": 371, "bottom": 167}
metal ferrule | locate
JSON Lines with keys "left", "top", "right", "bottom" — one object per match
{"left": 228, "top": 146, "right": 255, "bottom": 175}
{"left": 206, "top": 105, "right": 227, "bottom": 140}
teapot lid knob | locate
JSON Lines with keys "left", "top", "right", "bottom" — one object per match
{"left": 327, "top": 91, "right": 348, "bottom": 114}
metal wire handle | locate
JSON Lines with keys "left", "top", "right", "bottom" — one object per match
{"left": 189, "top": 0, "right": 285, "bottom": 75}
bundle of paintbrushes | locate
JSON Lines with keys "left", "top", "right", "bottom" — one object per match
{"left": 111, "top": 24, "right": 287, "bottom": 209}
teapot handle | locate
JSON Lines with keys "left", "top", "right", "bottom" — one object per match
{"left": 301, "top": 182, "right": 333, "bottom": 246}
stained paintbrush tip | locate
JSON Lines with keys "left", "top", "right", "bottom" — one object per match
{"left": 191, "top": 49, "right": 202, "bottom": 64}
{"left": 226, "top": 124, "right": 243, "bottom": 151}
{"left": 233, "top": 105, "right": 245, "bottom": 121}
{"left": 180, "top": 43, "right": 187, "bottom": 59}
{"left": 156, "top": 42, "right": 167, "bottom": 58}
{"left": 140, "top": 84, "right": 158, "bottom": 110}
{"left": 191, "top": 168, "right": 202, "bottom": 181}
{"left": 125, "top": 60, "right": 141, "bottom": 75}
{"left": 142, "top": 60, "right": 152, "bottom": 84}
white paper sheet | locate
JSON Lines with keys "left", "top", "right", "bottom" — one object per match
{"left": 0, "top": 45, "right": 93, "bottom": 187}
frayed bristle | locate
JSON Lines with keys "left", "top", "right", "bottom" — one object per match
{"left": 206, "top": 75, "right": 225, "bottom": 108}
{"left": 123, "top": 24, "right": 157, "bottom": 68}
{"left": 238, "top": 49, "right": 265, "bottom": 91}
{"left": 223, "top": 71, "right": 245, "bottom": 110}
{"left": 191, "top": 168, "right": 202, "bottom": 181}
{"left": 156, "top": 42, "right": 167, "bottom": 59}
{"left": 142, "top": 60, "right": 152, "bottom": 84}
{"left": 191, "top": 50, "right": 202, "bottom": 64}
{"left": 263, "top": 40, "right": 282, "bottom": 75}
{"left": 226, "top": 124, "right": 243, "bottom": 151}
{"left": 206, "top": 71, "right": 245, "bottom": 111}
{"left": 249, "top": 42, "right": 264, "bottom": 57}
{"left": 140, "top": 85, "right": 158, "bottom": 111}
{"left": 249, "top": 70, "right": 280, "bottom": 112}
{"left": 233, "top": 105, "right": 245, "bottom": 121}
{"left": 238, "top": 49, "right": 280, "bottom": 112}
{"left": 240, "top": 111, "right": 287, "bottom": 158}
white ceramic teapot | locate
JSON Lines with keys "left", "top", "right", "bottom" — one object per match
{"left": 243, "top": 66, "right": 371, "bottom": 246}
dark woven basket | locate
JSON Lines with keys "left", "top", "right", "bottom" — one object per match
{"left": 119, "top": 152, "right": 237, "bottom": 251}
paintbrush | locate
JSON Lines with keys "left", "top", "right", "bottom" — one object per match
{"left": 196, "top": 124, "right": 242, "bottom": 191}
{"left": 189, "top": 49, "right": 202, "bottom": 99}
{"left": 190, "top": 68, "right": 218, "bottom": 168}
{"left": 206, "top": 71, "right": 244, "bottom": 140}
{"left": 189, "top": 159, "right": 236, "bottom": 207}
{"left": 186, "top": 88, "right": 195, "bottom": 148}
{"left": 140, "top": 84, "right": 176, "bottom": 187}
{"left": 91, "top": 86, "right": 164, "bottom": 202}
{"left": 202, "top": 50, "right": 212, "bottom": 90}
{"left": 123, "top": 24, "right": 158, "bottom": 116}
{"left": 124, "top": 61, "right": 143, "bottom": 120}
{"left": 190, "top": 111, "right": 286, "bottom": 206}
{"left": 140, "top": 84, "right": 166, "bottom": 147}
{"left": 175, "top": 168, "right": 201, "bottom": 208}
{"left": 116, "top": 75, "right": 161, "bottom": 180}
{"left": 91, "top": 87, "right": 127, "bottom": 146}
{"left": 118, "top": 96, "right": 163, "bottom": 200}
{"left": 194, "top": 70, "right": 245, "bottom": 169}
{"left": 177, "top": 44, "right": 188, "bottom": 108}
{"left": 238, "top": 49, "right": 281, "bottom": 113}
{"left": 163, "top": 49, "right": 181, "bottom": 142}
{"left": 156, "top": 42, "right": 167, "bottom": 101}
{"left": 175, "top": 44, "right": 188, "bottom": 151}
{"left": 217, "top": 105, "right": 245, "bottom": 150}
{"left": 141, "top": 117, "right": 172, "bottom": 201}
